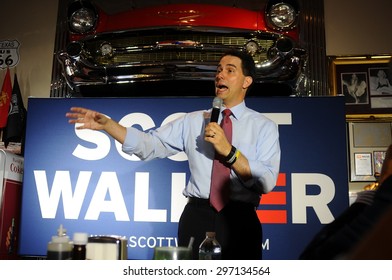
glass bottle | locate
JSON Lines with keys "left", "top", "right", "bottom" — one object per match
{"left": 198, "top": 232, "right": 221, "bottom": 260}
{"left": 72, "top": 232, "right": 88, "bottom": 260}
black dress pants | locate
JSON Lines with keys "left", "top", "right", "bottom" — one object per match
{"left": 178, "top": 198, "right": 262, "bottom": 260}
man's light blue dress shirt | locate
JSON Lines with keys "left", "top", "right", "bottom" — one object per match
{"left": 122, "top": 101, "right": 280, "bottom": 206}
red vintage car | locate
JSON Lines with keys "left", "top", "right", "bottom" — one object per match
{"left": 58, "top": 0, "right": 306, "bottom": 97}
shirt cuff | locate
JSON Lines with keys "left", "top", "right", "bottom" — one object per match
{"left": 122, "top": 126, "right": 142, "bottom": 154}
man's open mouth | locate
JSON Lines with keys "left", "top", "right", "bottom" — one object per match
{"left": 216, "top": 84, "right": 228, "bottom": 90}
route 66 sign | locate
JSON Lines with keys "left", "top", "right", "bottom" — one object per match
{"left": 0, "top": 40, "right": 20, "bottom": 69}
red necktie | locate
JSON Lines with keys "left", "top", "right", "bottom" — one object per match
{"left": 209, "top": 109, "right": 232, "bottom": 212}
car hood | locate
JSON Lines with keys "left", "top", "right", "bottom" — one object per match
{"left": 95, "top": 4, "right": 263, "bottom": 33}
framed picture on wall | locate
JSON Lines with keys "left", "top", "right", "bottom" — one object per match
{"left": 373, "top": 150, "right": 387, "bottom": 177}
{"left": 347, "top": 121, "right": 391, "bottom": 182}
{"left": 330, "top": 56, "right": 392, "bottom": 115}
{"left": 352, "top": 152, "right": 374, "bottom": 182}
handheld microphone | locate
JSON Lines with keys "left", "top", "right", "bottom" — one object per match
{"left": 210, "top": 97, "right": 222, "bottom": 123}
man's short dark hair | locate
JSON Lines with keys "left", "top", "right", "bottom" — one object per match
{"left": 221, "top": 49, "right": 256, "bottom": 80}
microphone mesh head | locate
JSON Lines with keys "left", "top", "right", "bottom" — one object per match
{"left": 212, "top": 97, "right": 223, "bottom": 109}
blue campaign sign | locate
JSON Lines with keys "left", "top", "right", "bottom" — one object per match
{"left": 19, "top": 96, "right": 349, "bottom": 260}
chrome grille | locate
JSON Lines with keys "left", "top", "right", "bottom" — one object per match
{"left": 108, "top": 52, "right": 225, "bottom": 64}
{"left": 84, "top": 32, "right": 276, "bottom": 65}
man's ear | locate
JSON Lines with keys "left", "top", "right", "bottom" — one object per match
{"left": 243, "top": 76, "right": 253, "bottom": 89}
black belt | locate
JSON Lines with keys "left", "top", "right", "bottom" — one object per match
{"left": 187, "top": 197, "right": 255, "bottom": 210}
{"left": 187, "top": 197, "right": 210, "bottom": 205}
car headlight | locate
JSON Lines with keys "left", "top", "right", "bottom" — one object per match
{"left": 70, "top": 8, "right": 96, "bottom": 34}
{"left": 268, "top": 3, "right": 296, "bottom": 29}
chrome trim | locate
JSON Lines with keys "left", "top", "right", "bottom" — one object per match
{"left": 58, "top": 49, "right": 305, "bottom": 90}
{"left": 57, "top": 30, "right": 306, "bottom": 92}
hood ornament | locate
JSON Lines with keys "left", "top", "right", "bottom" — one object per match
{"left": 157, "top": 9, "right": 202, "bottom": 23}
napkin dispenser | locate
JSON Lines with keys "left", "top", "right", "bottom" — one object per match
{"left": 86, "top": 235, "right": 127, "bottom": 260}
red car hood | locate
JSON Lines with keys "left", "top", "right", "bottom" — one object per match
{"left": 96, "top": 4, "right": 263, "bottom": 33}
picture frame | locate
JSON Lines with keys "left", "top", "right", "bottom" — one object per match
{"left": 346, "top": 117, "right": 391, "bottom": 183}
{"left": 330, "top": 56, "right": 392, "bottom": 115}
{"left": 351, "top": 152, "right": 374, "bottom": 182}
{"left": 373, "top": 150, "right": 387, "bottom": 177}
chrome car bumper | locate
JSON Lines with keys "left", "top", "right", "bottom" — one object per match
{"left": 57, "top": 30, "right": 306, "bottom": 93}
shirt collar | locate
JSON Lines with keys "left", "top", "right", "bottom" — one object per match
{"left": 222, "top": 100, "right": 246, "bottom": 120}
